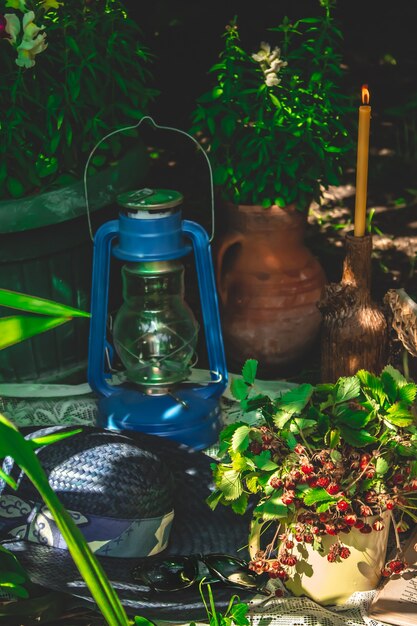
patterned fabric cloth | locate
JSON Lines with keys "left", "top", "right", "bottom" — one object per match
{"left": 0, "top": 374, "right": 393, "bottom": 626}
{"left": 0, "top": 494, "right": 174, "bottom": 557}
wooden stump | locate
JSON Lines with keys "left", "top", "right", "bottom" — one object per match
{"left": 318, "top": 233, "right": 388, "bottom": 382}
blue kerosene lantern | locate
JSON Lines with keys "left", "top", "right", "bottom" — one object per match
{"left": 87, "top": 188, "right": 227, "bottom": 449}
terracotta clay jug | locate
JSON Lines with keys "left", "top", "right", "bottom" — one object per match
{"left": 216, "top": 203, "right": 326, "bottom": 375}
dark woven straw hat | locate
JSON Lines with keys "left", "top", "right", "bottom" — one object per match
{"left": 0, "top": 426, "right": 254, "bottom": 620}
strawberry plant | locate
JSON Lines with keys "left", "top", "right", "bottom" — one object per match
{"left": 209, "top": 360, "right": 417, "bottom": 583}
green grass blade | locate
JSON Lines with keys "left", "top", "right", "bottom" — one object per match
{"left": 29, "top": 428, "right": 83, "bottom": 450}
{"left": 0, "top": 289, "right": 90, "bottom": 318}
{"left": 0, "top": 415, "right": 130, "bottom": 626}
{"left": 0, "top": 316, "right": 70, "bottom": 349}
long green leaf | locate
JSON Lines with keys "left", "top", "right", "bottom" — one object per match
{"left": 0, "top": 289, "right": 90, "bottom": 318}
{"left": 0, "top": 415, "right": 131, "bottom": 626}
{"left": 0, "top": 316, "right": 70, "bottom": 350}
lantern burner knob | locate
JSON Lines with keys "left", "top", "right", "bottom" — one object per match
{"left": 117, "top": 188, "right": 184, "bottom": 219}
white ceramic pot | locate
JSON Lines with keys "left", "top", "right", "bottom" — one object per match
{"left": 249, "top": 510, "right": 390, "bottom": 606}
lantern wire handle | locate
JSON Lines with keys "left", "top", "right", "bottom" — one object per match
{"left": 83, "top": 115, "right": 215, "bottom": 243}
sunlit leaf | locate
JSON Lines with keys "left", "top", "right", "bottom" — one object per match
{"left": 255, "top": 493, "right": 288, "bottom": 520}
{"left": 0, "top": 316, "right": 70, "bottom": 350}
{"left": 303, "top": 487, "right": 336, "bottom": 506}
{"left": 385, "top": 403, "right": 415, "bottom": 427}
{"left": 29, "top": 429, "right": 83, "bottom": 450}
{"left": 218, "top": 469, "right": 243, "bottom": 501}
{"left": 0, "top": 468, "right": 17, "bottom": 490}
{"left": 0, "top": 289, "right": 90, "bottom": 318}
{"left": 277, "top": 384, "right": 314, "bottom": 415}
{"left": 231, "top": 425, "right": 251, "bottom": 453}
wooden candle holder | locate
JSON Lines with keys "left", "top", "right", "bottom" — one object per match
{"left": 318, "top": 233, "right": 388, "bottom": 382}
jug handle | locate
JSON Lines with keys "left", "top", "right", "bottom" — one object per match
{"left": 216, "top": 231, "right": 245, "bottom": 307}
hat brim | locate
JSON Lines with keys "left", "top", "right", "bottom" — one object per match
{"left": 2, "top": 428, "right": 256, "bottom": 620}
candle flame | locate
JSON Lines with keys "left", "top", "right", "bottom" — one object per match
{"left": 362, "top": 84, "right": 370, "bottom": 105}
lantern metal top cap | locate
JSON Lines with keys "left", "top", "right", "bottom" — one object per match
{"left": 117, "top": 188, "right": 184, "bottom": 212}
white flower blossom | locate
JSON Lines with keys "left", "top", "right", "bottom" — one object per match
{"left": 15, "top": 11, "right": 47, "bottom": 68}
{"left": 265, "top": 73, "right": 280, "bottom": 87}
{"left": 252, "top": 41, "right": 272, "bottom": 63}
{"left": 4, "top": 13, "right": 20, "bottom": 43}
{"left": 252, "top": 41, "right": 288, "bottom": 87}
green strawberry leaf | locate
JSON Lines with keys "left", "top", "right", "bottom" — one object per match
{"left": 253, "top": 450, "right": 278, "bottom": 471}
{"left": 277, "top": 383, "right": 314, "bottom": 415}
{"left": 398, "top": 383, "right": 417, "bottom": 404}
{"left": 382, "top": 365, "right": 407, "bottom": 386}
{"left": 316, "top": 501, "right": 334, "bottom": 513}
{"left": 375, "top": 457, "right": 389, "bottom": 475}
{"left": 273, "top": 410, "right": 292, "bottom": 429}
{"left": 230, "top": 378, "right": 248, "bottom": 401}
{"left": 246, "top": 474, "right": 261, "bottom": 494}
{"left": 356, "top": 370, "right": 386, "bottom": 405}
{"left": 206, "top": 490, "right": 224, "bottom": 510}
{"left": 254, "top": 494, "right": 288, "bottom": 520}
{"left": 231, "top": 425, "right": 251, "bottom": 453}
{"left": 333, "top": 376, "right": 360, "bottom": 404}
{"left": 303, "top": 487, "right": 336, "bottom": 506}
{"left": 281, "top": 429, "right": 297, "bottom": 450}
{"left": 231, "top": 493, "right": 249, "bottom": 515}
{"left": 242, "top": 359, "right": 258, "bottom": 385}
{"left": 338, "top": 425, "right": 377, "bottom": 447}
{"left": 381, "top": 370, "right": 399, "bottom": 403}
{"left": 218, "top": 469, "right": 243, "bottom": 501}
{"left": 335, "top": 407, "right": 370, "bottom": 429}
{"left": 290, "top": 418, "right": 317, "bottom": 433}
{"left": 385, "top": 403, "right": 415, "bottom": 427}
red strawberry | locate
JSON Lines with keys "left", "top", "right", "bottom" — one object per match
{"left": 317, "top": 476, "right": 330, "bottom": 488}
{"left": 325, "top": 524, "right": 337, "bottom": 536}
{"left": 326, "top": 483, "right": 340, "bottom": 495}
{"left": 294, "top": 444, "right": 305, "bottom": 455}
{"left": 373, "top": 520, "right": 385, "bottom": 531}
{"left": 337, "top": 500, "right": 349, "bottom": 512}
{"left": 360, "top": 453, "right": 371, "bottom": 469}
{"left": 340, "top": 547, "right": 351, "bottom": 559}
{"left": 359, "top": 523, "right": 372, "bottom": 534}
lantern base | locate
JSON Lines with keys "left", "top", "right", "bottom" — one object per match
{"left": 96, "top": 387, "right": 222, "bottom": 450}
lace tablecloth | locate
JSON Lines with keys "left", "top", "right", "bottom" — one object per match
{"left": 0, "top": 375, "right": 394, "bottom": 626}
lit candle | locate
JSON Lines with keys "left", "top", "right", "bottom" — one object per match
{"left": 354, "top": 85, "right": 371, "bottom": 237}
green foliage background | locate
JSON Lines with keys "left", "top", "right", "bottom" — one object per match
{"left": 192, "top": 5, "right": 354, "bottom": 210}
{"left": 0, "top": 0, "right": 157, "bottom": 199}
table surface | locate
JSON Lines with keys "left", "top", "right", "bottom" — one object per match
{"left": 0, "top": 373, "right": 395, "bottom": 626}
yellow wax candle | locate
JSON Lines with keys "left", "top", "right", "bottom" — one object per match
{"left": 354, "top": 85, "right": 371, "bottom": 237}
